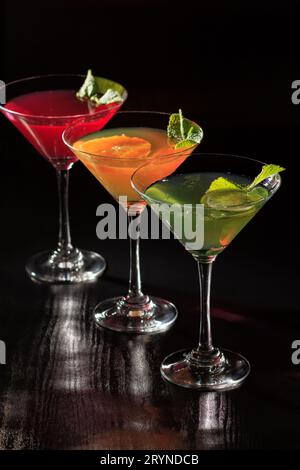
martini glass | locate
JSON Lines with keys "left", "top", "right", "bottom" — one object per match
{"left": 132, "top": 153, "right": 282, "bottom": 390}
{"left": 0, "top": 74, "right": 127, "bottom": 283}
{"left": 63, "top": 111, "right": 201, "bottom": 333}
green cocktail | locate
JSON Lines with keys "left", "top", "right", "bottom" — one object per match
{"left": 132, "top": 153, "right": 283, "bottom": 391}
{"left": 144, "top": 172, "right": 267, "bottom": 259}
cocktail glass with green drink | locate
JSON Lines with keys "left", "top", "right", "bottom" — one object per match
{"left": 132, "top": 153, "right": 283, "bottom": 390}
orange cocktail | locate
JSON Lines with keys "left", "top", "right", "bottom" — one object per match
{"left": 73, "top": 126, "right": 194, "bottom": 211}
{"left": 63, "top": 110, "right": 202, "bottom": 335}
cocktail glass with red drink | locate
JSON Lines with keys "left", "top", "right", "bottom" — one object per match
{"left": 0, "top": 74, "right": 127, "bottom": 283}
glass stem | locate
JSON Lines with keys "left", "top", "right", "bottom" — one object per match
{"left": 56, "top": 169, "right": 73, "bottom": 256}
{"left": 126, "top": 214, "right": 147, "bottom": 305}
{"left": 196, "top": 260, "right": 214, "bottom": 352}
{"left": 186, "top": 258, "right": 225, "bottom": 372}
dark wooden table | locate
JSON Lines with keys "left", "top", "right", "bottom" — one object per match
{"left": 0, "top": 250, "right": 299, "bottom": 450}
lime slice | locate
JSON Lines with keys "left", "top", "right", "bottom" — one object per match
{"left": 202, "top": 186, "right": 268, "bottom": 211}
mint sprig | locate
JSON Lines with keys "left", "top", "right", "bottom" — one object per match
{"left": 76, "top": 69, "right": 124, "bottom": 106}
{"left": 167, "top": 109, "right": 203, "bottom": 149}
{"left": 246, "top": 164, "right": 285, "bottom": 191}
{"left": 203, "top": 177, "right": 244, "bottom": 193}
{"left": 202, "top": 164, "right": 284, "bottom": 201}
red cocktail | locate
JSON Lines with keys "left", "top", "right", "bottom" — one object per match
{"left": 5, "top": 89, "right": 118, "bottom": 170}
{"left": 0, "top": 74, "right": 127, "bottom": 283}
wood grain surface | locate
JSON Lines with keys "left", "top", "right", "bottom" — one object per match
{"left": 0, "top": 271, "right": 299, "bottom": 450}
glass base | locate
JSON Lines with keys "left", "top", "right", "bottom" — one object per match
{"left": 26, "top": 249, "right": 106, "bottom": 284}
{"left": 161, "top": 348, "right": 250, "bottom": 391}
{"left": 94, "top": 296, "right": 178, "bottom": 334}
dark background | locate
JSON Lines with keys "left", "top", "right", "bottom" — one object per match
{"left": 0, "top": 0, "right": 299, "bottom": 451}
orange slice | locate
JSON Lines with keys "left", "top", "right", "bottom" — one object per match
{"left": 74, "top": 134, "right": 151, "bottom": 158}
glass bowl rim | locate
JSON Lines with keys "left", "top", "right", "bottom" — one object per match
{"left": 131, "top": 152, "right": 282, "bottom": 209}
{"left": 62, "top": 110, "right": 200, "bottom": 161}
{"left": 0, "top": 73, "right": 128, "bottom": 120}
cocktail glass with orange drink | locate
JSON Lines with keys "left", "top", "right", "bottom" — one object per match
{"left": 63, "top": 111, "right": 203, "bottom": 333}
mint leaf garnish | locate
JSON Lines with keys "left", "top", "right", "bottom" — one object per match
{"left": 167, "top": 109, "right": 203, "bottom": 149}
{"left": 246, "top": 164, "right": 285, "bottom": 191}
{"left": 202, "top": 164, "right": 284, "bottom": 202}
{"left": 200, "top": 177, "right": 243, "bottom": 203}
{"left": 204, "top": 177, "right": 244, "bottom": 193}
{"left": 76, "top": 69, "right": 97, "bottom": 100}
{"left": 175, "top": 139, "right": 198, "bottom": 149}
{"left": 76, "top": 69, "right": 124, "bottom": 106}
{"left": 92, "top": 88, "right": 122, "bottom": 106}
